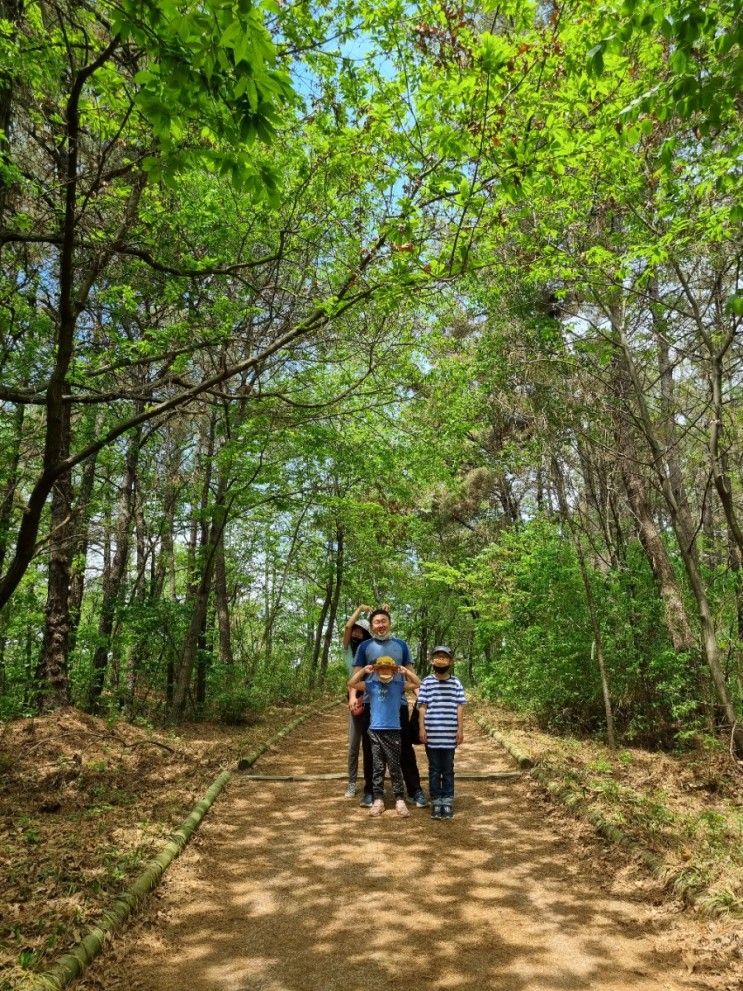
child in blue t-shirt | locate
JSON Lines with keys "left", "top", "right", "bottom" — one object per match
{"left": 348, "top": 656, "right": 420, "bottom": 817}
{"left": 417, "top": 646, "right": 467, "bottom": 820}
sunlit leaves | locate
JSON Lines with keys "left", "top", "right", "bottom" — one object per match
{"left": 110, "top": 0, "right": 297, "bottom": 188}
{"left": 591, "top": 0, "right": 742, "bottom": 132}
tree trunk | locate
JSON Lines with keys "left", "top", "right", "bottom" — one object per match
{"left": 535, "top": 467, "right": 544, "bottom": 514}
{"left": 727, "top": 528, "right": 743, "bottom": 643}
{"left": 123, "top": 474, "right": 148, "bottom": 713}
{"left": 709, "top": 355, "right": 743, "bottom": 560}
{"left": 576, "top": 437, "right": 619, "bottom": 568}
{"left": 170, "top": 493, "right": 227, "bottom": 720}
{"left": 213, "top": 531, "right": 233, "bottom": 667}
{"left": 170, "top": 400, "right": 245, "bottom": 722}
{"left": 187, "top": 416, "right": 215, "bottom": 596}
{"left": 152, "top": 440, "right": 180, "bottom": 603}
{"left": 608, "top": 306, "right": 699, "bottom": 658}
{"left": 552, "top": 459, "right": 616, "bottom": 749}
{"left": 466, "top": 627, "right": 475, "bottom": 684}
{"left": 157, "top": 467, "right": 178, "bottom": 713}
{"left": 652, "top": 293, "right": 700, "bottom": 566}
{"left": 261, "top": 505, "right": 308, "bottom": 661}
{"left": 319, "top": 525, "right": 344, "bottom": 682}
{"left": 37, "top": 406, "right": 73, "bottom": 711}
{"left": 67, "top": 446, "right": 98, "bottom": 658}
{"left": 309, "top": 540, "right": 334, "bottom": 686}
{"left": 417, "top": 608, "right": 429, "bottom": 668}
{"left": 88, "top": 423, "right": 142, "bottom": 711}
{"left": 0, "top": 403, "right": 24, "bottom": 576}
{"left": 14, "top": 38, "right": 123, "bottom": 700}
{"left": 195, "top": 609, "right": 210, "bottom": 713}
{"left": 666, "top": 268, "right": 743, "bottom": 560}
{"left": 170, "top": 416, "right": 215, "bottom": 717}
{"left": 172, "top": 555, "right": 213, "bottom": 721}
{"left": 303, "top": 588, "right": 315, "bottom": 665}
{"left": 621, "top": 456, "right": 698, "bottom": 654}
{"left": 611, "top": 317, "right": 711, "bottom": 728}
{"left": 0, "top": 404, "right": 25, "bottom": 687}
{"left": 0, "top": 37, "right": 119, "bottom": 611}
{"left": 613, "top": 303, "right": 743, "bottom": 750}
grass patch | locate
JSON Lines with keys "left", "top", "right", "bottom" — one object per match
{"left": 474, "top": 699, "right": 743, "bottom": 918}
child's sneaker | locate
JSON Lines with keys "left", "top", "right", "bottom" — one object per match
{"left": 411, "top": 789, "right": 428, "bottom": 808}
{"left": 359, "top": 793, "right": 373, "bottom": 808}
{"left": 344, "top": 782, "right": 357, "bottom": 798}
{"left": 431, "top": 803, "right": 443, "bottom": 820}
{"left": 395, "top": 799, "right": 410, "bottom": 818}
{"left": 369, "top": 799, "right": 385, "bottom": 817}
{"left": 441, "top": 803, "right": 453, "bottom": 819}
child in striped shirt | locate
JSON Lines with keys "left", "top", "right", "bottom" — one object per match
{"left": 417, "top": 646, "right": 466, "bottom": 820}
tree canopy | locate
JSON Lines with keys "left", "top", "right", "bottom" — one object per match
{"left": 0, "top": 0, "right": 741, "bottom": 751}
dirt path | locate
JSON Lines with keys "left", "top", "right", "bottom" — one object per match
{"left": 78, "top": 707, "right": 714, "bottom": 991}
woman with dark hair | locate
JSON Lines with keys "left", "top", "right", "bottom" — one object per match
{"left": 342, "top": 605, "right": 372, "bottom": 797}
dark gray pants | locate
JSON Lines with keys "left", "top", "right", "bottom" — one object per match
{"left": 368, "top": 729, "right": 405, "bottom": 800}
{"left": 361, "top": 705, "right": 421, "bottom": 798}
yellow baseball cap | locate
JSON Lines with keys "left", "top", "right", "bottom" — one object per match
{"left": 373, "top": 656, "right": 397, "bottom": 670}
{"left": 373, "top": 656, "right": 397, "bottom": 682}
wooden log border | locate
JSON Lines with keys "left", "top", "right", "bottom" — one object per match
{"left": 475, "top": 709, "right": 742, "bottom": 917}
{"left": 23, "top": 699, "right": 341, "bottom": 991}
{"left": 474, "top": 713, "right": 534, "bottom": 768}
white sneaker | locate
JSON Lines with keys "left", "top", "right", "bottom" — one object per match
{"left": 369, "top": 799, "right": 385, "bottom": 817}
{"left": 395, "top": 799, "right": 410, "bottom": 818}
{"left": 344, "top": 782, "right": 357, "bottom": 798}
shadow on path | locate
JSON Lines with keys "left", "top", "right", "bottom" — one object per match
{"left": 84, "top": 708, "right": 702, "bottom": 991}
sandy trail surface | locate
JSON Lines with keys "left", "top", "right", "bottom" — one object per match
{"left": 80, "top": 706, "right": 709, "bottom": 991}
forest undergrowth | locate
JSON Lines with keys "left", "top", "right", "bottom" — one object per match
{"left": 476, "top": 701, "right": 743, "bottom": 918}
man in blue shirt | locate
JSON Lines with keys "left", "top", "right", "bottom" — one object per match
{"left": 353, "top": 608, "right": 428, "bottom": 809}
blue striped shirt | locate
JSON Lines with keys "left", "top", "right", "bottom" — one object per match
{"left": 417, "top": 676, "right": 466, "bottom": 748}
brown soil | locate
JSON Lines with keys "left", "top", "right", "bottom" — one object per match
{"left": 61, "top": 707, "right": 741, "bottom": 991}
{"left": 0, "top": 703, "right": 310, "bottom": 988}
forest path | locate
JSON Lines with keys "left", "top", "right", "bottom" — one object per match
{"left": 80, "top": 706, "right": 705, "bottom": 991}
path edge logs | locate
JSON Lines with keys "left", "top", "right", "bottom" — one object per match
{"left": 22, "top": 699, "right": 341, "bottom": 991}
{"left": 474, "top": 713, "right": 534, "bottom": 769}
{"left": 474, "top": 709, "right": 741, "bottom": 916}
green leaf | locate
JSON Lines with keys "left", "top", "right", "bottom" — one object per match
{"left": 587, "top": 44, "right": 605, "bottom": 77}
